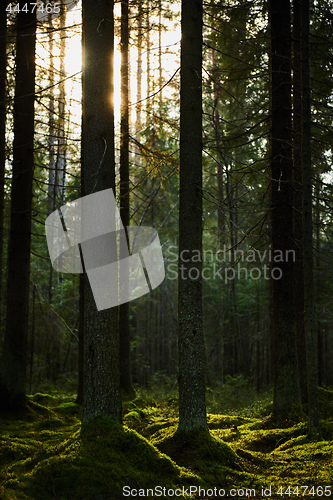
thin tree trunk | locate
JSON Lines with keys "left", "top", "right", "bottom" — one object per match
{"left": 226, "top": 159, "right": 242, "bottom": 374}
{"left": 146, "top": 0, "right": 151, "bottom": 126}
{"left": 314, "top": 177, "right": 323, "bottom": 386}
{"left": 119, "top": 0, "right": 134, "bottom": 398}
{"left": 301, "top": 0, "right": 320, "bottom": 438}
{"left": 0, "top": 0, "right": 7, "bottom": 317}
{"left": 212, "top": 48, "right": 226, "bottom": 247}
{"left": 76, "top": 273, "right": 84, "bottom": 404}
{"left": 158, "top": 0, "right": 162, "bottom": 128}
{"left": 57, "top": 0, "right": 67, "bottom": 205}
{"left": 0, "top": 7, "right": 36, "bottom": 411}
{"left": 47, "top": 15, "right": 56, "bottom": 303}
{"left": 134, "top": 0, "right": 143, "bottom": 166}
{"left": 47, "top": 15, "right": 56, "bottom": 214}
{"left": 177, "top": 0, "right": 207, "bottom": 433}
{"left": 212, "top": 49, "right": 225, "bottom": 382}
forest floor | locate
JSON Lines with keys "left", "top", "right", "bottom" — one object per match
{"left": 0, "top": 377, "right": 332, "bottom": 500}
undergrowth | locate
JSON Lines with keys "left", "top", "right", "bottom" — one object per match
{"left": 0, "top": 382, "right": 332, "bottom": 499}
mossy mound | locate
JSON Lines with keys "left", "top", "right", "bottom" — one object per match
{"left": 0, "top": 436, "right": 42, "bottom": 467}
{"left": 123, "top": 399, "right": 178, "bottom": 437}
{"left": 0, "top": 398, "right": 56, "bottom": 423}
{"left": 207, "top": 413, "right": 255, "bottom": 429}
{"left": 152, "top": 425, "right": 241, "bottom": 487}
{"left": 28, "top": 393, "right": 59, "bottom": 405}
{"left": 14, "top": 417, "right": 198, "bottom": 500}
{"left": 235, "top": 422, "right": 308, "bottom": 452}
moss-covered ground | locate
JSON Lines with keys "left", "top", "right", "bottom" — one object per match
{"left": 0, "top": 382, "right": 332, "bottom": 499}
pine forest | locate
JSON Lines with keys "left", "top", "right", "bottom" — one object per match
{"left": 0, "top": 0, "right": 333, "bottom": 498}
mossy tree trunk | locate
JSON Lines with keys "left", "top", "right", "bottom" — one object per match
{"left": 177, "top": 0, "right": 208, "bottom": 434}
{"left": 270, "top": 0, "right": 302, "bottom": 419}
{"left": 81, "top": 0, "right": 122, "bottom": 424}
{"left": 0, "top": 7, "right": 36, "bottom": 411}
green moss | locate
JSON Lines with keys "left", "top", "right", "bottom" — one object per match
{"left": 236, "top": 423, "right": 308, "bottom": 452}
{"left": 123, "top": 409, "right": 141, "bottom": 421}
{"left": 0, "top": 437, "right": 41, "bottom": 467}
{"left": 0, "top": 413, "right": 198, "bottom": 500}
{"left": 1, "top": 391, "right": 333, "bottom": 499}
{"left": 207, "top": 413, "right": 255, "bottom": 429}
{"left": 54, "top": 401, "right": 80, "bottom": 417}
{"left": 28, "top": 393, "right": 59, "bottom": 406}
{"left": 152, "top": 425, "right": 240, "bottom": 488}
{"left": 30, "top": 418, "right": 198, "bottom": 500}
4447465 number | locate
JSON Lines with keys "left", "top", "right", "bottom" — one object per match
{"left": 6, "top": 2, "right": 60, "bottom": 14}
{"left": 277, "top": 486, "right": 331, "bottom": 496}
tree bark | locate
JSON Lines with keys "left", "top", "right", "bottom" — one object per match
{"left": 57, "top": 0, "right": 67, "bottom": 205}
{"left": 81, "top": 0, "right": 122, "bottom": 424}
{"left": 301, "top": 0, "right": 320, "bottom": 438}
{"left": 0, "top": 7, "right": 36, "bottom": 411}
{"left": 177, "top": 0, "right": 207, "bottom": 433}
{"left": 158, "top": 0, "right": 163, "bottom": 126}
{"left": 0, "top": 0, "right": 6, "bottom": 317}
{"left": 134, "top": 0, "right": 143, "bottom": 166}
{"left": 145, "top": 0, "right": 151, "bottom": 125}
{"left": 119, "top": 0, "right": 134, "bottom": 398}
{"left": 76, "top": 273, "right": 84, "bottom": 404}
{"left": 47, "top": 15, "right": 56, "bottom": 304}
{"left": 292, "top": 0, "right": 308, "bottom": 406}
{"left": 270, "top": 0, "right": 302, "bottom": 419}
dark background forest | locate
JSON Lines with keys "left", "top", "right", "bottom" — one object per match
{"left": 0, "top": 0, "right": 333, "bottom": 498}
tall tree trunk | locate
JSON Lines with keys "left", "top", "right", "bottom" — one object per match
{"left": 47, "top": 15, "right": 56, "bottom": 304}
{"left": 0, "top": 0, "right": 7, "bottom": 317}
{"left": 57, "top": 0, "right": 67, "bottom": 205}
{"left": 212, "top": 50, "right": 225, "bottom": 382}
{"left": 314, "top": 177, "right": 323, "bottom": 386}
{"left": 292, "top": 0, "right": 308, "bottom": 406}
{"left": 212, "top": 48, "right": 226, "bottom": 247}
{"left": 134, "top": 0, "right": 143, "bottom": 166}
{"left": 226, "top": 159, "right": 241, "bottom": 374}
{"left": 158, "top": 0, "right": 163, "bottom": 129}
{"left": 270, "top": 0, "right": 302, "bottom": 419}
{"left": 145, "top": 0, "right": 151, "bottom": 126}
{"left": 0, "top": 7, "right": 36, "bottom": 411}
{"left": 177, "top": 0, "right": 207, "bottom": 433}
{"left": 47, "top": 15, "right": 56, "bottom": 215}
{"left": 119, "top": 0, "right": 134, "bottom": 399}
{"left": 76, "top": 273, "right": 84, "bottom": 404}
{"left": 81, "top": 0, "right": 122, "bottom": 424}
{"left": 301, "top": 0, "right": 320, "bottom": 438}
